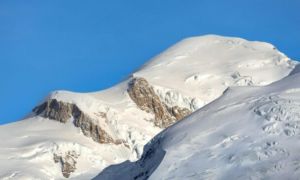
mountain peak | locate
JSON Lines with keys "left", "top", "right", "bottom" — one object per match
{"left": 0, "top": 35, "right": 297, "bottom": 179}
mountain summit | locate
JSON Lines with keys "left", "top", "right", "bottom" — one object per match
{"left": 0, "top": 35, "right": 297, "bottom": 179}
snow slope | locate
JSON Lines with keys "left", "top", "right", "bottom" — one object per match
{"left": 95, "top": 60, "right": 300, "bottom": 180}
{"left": 136, "top": 35, "right": 295, "bottom": 105}
{"left": 0, "top": 118, "right": 130, "bottom": 180}
{"left": 0, "top": 35, "right": 297, "bottom": 179}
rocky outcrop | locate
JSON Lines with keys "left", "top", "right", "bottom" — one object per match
{"left": 33, "top": 99, "right": 120, "bottom": 144}
{"left": 33, "top": 78, "right": 191, "bottom": 143}
{"left": 128, "top": 77, "right": 191, "bottom": 128}
{"left": 128, "top": 77, "right": 173, "bottom": 128}
{"left": 53, "top": 151, "right": 79, "bottom": 178}
{"left": 168, "top": 106, "right": 191, "bottom": 120}
{"left": 33, "top": 99, "right": 73, "bottom": 123}
{"left": 73, "top": 107, "right": 116, "bottom": 144}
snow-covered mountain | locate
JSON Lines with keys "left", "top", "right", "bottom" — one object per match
{"left": 95, "top": 65, "right": 300, "bottom": 180}
{"left": 0, "top": 35, "right": 297, "bottom": 179}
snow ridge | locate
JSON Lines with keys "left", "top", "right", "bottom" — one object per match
{"left": 0, "top": 35, "right": 298, "bottom": 179}
{"left": 95, "top": 71, "right": 300, "bottom": 180}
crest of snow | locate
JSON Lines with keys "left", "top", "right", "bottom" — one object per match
{"left": 136, "top": 34, "right": 296, "bottom": 103}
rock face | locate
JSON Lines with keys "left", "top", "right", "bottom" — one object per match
{"left": 53, "top": 151, "right": 79, "bottom": 178}
{"left": 169, "top": 106, "right": 191, "bottom": 120}
{"left": 73, "top": 107, "right": 116, "bottom": 144}
{"left": 33, "top": 99, "right": 73, "bottom": 123}
{"left": 128, "top": 77, "right": 191, "bottom": 128}
{"left": 33, "top": 99, "right": 117, "bottom": 144}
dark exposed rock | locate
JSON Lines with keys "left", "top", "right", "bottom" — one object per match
{"left": 128, "top": 78, "right": 173, "bottom": 128}
{"left": 73, "top": 110, "right": 115, "bottom": 144}
{"left": 127, "top": 77, "right": 191, "bottom": 128}
{"left": 53, "top": 151, "right": 79, "bottom": 178}
{"left": 168, "top": 106, "right": 191, "bottom": 120}
{"left": 53, "top": 153, "right": 61, "bottom": 163}
{"left": 33, "top": 99, "right": 122, "bottom": 145}
{"left": 33, "top": 99, "right": 73, "bottom": 123}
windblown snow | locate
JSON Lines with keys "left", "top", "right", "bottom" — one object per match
{"left": 0, "top": 35, "right": 298, "bottom": 179}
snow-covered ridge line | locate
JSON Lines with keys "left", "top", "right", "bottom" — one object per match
{"left": 0, "top": 35, "right": 298, "bottom": 179}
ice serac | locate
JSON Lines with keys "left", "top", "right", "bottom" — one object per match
{"left": 0, "top": 35, "right": 298, "bottom": 179}
{"left": 127, "top": 77, "right": 191, "bottom": 128}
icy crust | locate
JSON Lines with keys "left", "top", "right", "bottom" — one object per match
{"left": 95, "top": 72, "right": 300, "bottom": 180}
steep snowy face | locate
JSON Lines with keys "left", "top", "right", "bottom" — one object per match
{"left": 0, "top": 35, "right": 297, "bottom": 179}
{"left": 95, "top": 71, "right": 300, "bottom": 180}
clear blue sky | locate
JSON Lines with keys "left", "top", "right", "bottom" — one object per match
{"left": 0, "top": 0, "right": 299, "bottom": 124}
